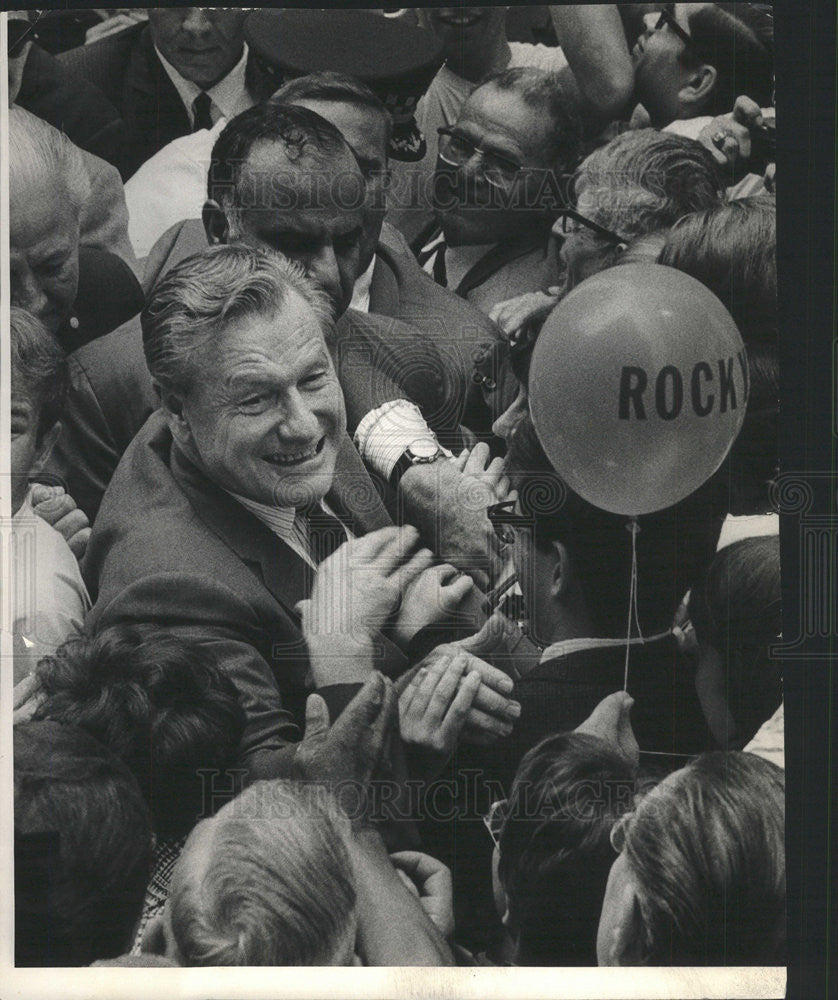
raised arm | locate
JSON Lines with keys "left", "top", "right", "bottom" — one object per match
{"left": 550, "top": 5, "right": 635, "bottom": 124}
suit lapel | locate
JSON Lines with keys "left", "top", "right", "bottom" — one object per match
{"left": 170, "top": 443, "right": 313, "bottom": 616}
{"left": 124, "top": 27, "right": 190, "bottom": 138}
{"left": 368, "top": 253, "right": 399, "bottom": 317}
{"left": 455, "top": 226, "right": 553, "bottom": 298}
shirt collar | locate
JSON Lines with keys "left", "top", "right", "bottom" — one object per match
{"left": 225, "top": 491, "right": 298, "bottom": 539}
{"left": 155, "top": 41, "right": 250, "bottom": 123}
{"left": 349, "top": 254, "right": 377, "bottom": 313}
{"left": 539, "top": 629, "right": 672, "bottom": 664}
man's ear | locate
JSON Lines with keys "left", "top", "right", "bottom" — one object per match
{"left": 601, "top": 876, "right": 646, "bottom": 966}
{"left": 202, "top": 199, "right": 229, "bottom": 245}
{"left": 679, "top": 63, "right": 717, "bottom": 115}
{"left": 31, "top": 422, "right": 62, "bottom": 474}
{"left": 549, "top": 539, "right": 572, "bottom": 600}
{"left": 155, "top": 382, "right": 193, "bottom": 451}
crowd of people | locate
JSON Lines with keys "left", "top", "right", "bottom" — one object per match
{"left": 9, "top": 5, "right": 784, "bottom": 970}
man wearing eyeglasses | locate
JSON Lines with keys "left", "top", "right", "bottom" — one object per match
{"left": 550, "top": 5, "right": 772, "bottom": 132}
{"left": 416, "top": 66, "right": 581, "bottom": 317}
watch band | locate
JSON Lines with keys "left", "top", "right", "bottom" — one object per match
{"left": 389, "top": 443, "right": 446, "bottom": 489}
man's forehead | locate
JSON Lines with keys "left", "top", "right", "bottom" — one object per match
{"left": 458, "top": 86, "right": 552, "bottom": 159}
{"left": 239, "top": 140, "right": 365, "bottom": 217}
{"left": 243, "top": 138, "right": 360, "bottom": 185}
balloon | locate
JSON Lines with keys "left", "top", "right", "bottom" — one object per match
{"left": 528, "top": 264, "right": 747, "bottom": 517}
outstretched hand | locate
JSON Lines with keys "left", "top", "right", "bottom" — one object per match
{"left": 292, "top": 672, "right": 397, "bottom": 813}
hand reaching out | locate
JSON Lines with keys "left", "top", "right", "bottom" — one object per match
{"left": 393, "top": 563, "right": 475, "bottom": 647}
{"left": 399, "top": 650, "right": 482, "bottom": 760}
{"left": 299, "top": 525, "right": 433, "bottom": 685}
{"left": 292, "top": 672, "right": 397, "bottom": 812}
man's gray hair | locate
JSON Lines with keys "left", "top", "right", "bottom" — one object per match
{"left": 9, "top": 106, "right": 90, "bottom": 215}
{"left": 169, "top": 781, "right": 357, "bottom": 966}
{"left": 141, "top": 244, "right": 335, "bottom": 397}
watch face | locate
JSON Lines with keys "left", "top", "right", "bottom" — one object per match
{"left": 409, "top": 438, "right": 441, "bottom": 460}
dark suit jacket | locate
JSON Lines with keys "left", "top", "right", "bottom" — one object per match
{"left": 16, "top": 42, "right": 127, "bottom": 168}
{"left": 84, "top": 410, "right": 401, "bottom": 778}
{"left": 413, "top": 221, "right": 560, "bottom": 317}
{"left": 497, "top": 635, "right": 711, "bottom": 789}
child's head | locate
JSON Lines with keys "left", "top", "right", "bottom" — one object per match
{"left": 493, "top": 730, "right": 637, "bottom": 965}
{"left": 34, "top": 625, "right": 246, "bottom": 838}
{"left": 687, "top": 535, "right": 782, "bottom": 748}
{"left": 10, "top": 307, "right": 68, "bottom": 514}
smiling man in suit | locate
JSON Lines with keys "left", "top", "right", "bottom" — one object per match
{"left": 83, "top": 245, "right": 413, "bottom": 781}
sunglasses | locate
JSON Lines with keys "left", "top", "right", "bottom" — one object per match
{"left": 483, "top": 798, "right": 508, "bottom": 849}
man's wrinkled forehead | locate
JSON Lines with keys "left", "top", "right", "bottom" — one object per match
{"left": 236, "top": 139, "right": 366, "bottom": 214}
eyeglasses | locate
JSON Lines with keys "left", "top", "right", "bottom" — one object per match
{"left": 653, "top": 7, "right": 695, "bottom": 51}
{"left": 483, "top": 798, "right": 508, "bottom": 849}
{"left": 437, "top": 127, "right": 523, "bottom": 191}
{"left": 487, "top": 499, "right": 528, "bottom": 547}
{"left": 556, "top": 209, "right": 629, "bottom": 248}
{"left": 609, "top": 810, "right": 635, "bottom": 854}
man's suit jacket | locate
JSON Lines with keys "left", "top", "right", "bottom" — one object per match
{"left": 16, "top": 42, "right": 127, "bottom": 169}
{"left": 118, "top": 26, "right": 266, "bottom": 180}
{"left": 413, "top": 221, "right": 560, "bottom": 318}
{"left": 84, "top": 410, "right": 402, "bottom": 779}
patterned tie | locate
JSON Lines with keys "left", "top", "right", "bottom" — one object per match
{"left": 192, "top": 91, "right": 213, "bottom": 132}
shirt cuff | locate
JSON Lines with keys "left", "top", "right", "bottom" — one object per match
{"left": 354, "top": 399, "right": 452, "bottom": 479}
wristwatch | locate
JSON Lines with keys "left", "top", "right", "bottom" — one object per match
{"left": 389, "top": 438, "right": 446, "bottom": 488}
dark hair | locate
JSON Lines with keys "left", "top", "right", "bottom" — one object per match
{"left": 207, "top": 101, "right": 356, "bottom": 219}
{"left": 624, "top": 751, "right": 785, "bottom": 964}
{"left": 684, "top": 4, "right": 774, "bottom": 114}
{"left": 273, "top": 71, "right": 393, "bottom": 149}
{"left": 10, "top": 306, "right": 69, "bottom": 444}
{"left": 658, "top": 198, "right": 776, "bottom": 348}
{"left": 480, "top": 66, "right": 582, "bottom": 173}
{"left": 33, "top": 626, "right": 246, "bottom": 838}
{"left": 687, "top": 536, "right": 782, "bottom": 744}
{"left": 498, "top": 731, "right": 636, "bottom": 964}
{"left": 577, "top": 130, "right": 725, "bottom": 241}
{"left": 14, "top": 720, "right": 152, "bottom": 966}
{"left": 506, "top": 414, "right": 724, "bottom": 637}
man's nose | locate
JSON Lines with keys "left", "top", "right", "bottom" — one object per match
{"left": 181, "top": 8, "right": 214, "bottom": 36}
{"left": 276, "top": 391, "right": 320, "bottom": 442}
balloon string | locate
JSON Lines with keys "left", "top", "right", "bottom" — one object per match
{"left": 623, "top": 518, "right": 642, "bottom": 692}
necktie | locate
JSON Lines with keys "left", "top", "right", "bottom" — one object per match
{"left": 302, "top": 505, "right": 349, "bottom": 565}
{"left": 192, "top": 91, "right": 213, "bottom": 132}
